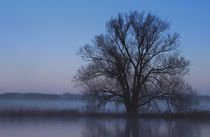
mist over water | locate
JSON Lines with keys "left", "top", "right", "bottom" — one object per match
{"left": 0, "top": 98, "right": 85, "bottom": 111}
{"left": 0, "top": 93, "right": 86, "bottom": 111}
{"left": 0, "top": 93, "right": 209, "bottom": 112}
{"left": 0, "top": 93, "right": 210, "bottom": 137}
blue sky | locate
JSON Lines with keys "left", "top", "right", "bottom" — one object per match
{"left": 0, "top": 0, "right": 210, "bottom": 94}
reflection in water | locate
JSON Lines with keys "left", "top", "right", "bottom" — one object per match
{"left": 82, "top": 119, "right": 201, "bottom": 137}
{"left": 0, "top": 117, "right": 208, "bottom": 137}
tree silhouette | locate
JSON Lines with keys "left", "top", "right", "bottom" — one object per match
{"left": 75, "top": 11, "right": 195, "bottom": 114}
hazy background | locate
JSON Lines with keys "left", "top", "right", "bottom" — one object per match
{"left": 0, "top": 0, "right": 209, "bottom": 94}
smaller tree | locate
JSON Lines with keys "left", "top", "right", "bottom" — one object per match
{"left": 75, "top": 11, "right": 196, "bottom": 113}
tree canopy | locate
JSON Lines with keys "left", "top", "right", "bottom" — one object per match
{"left": 75, "top": 11, "right": 195, "bottom": 114}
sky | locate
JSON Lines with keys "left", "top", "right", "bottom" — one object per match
{"left": 0, "top": 0, "right": 209, "bottom": 94}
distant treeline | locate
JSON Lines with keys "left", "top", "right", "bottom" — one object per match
{"left": 0, "top": 93, "right": 87, "bottom": 101}
{"left": 0, "top": 92, "right": 209, "bottom": 103}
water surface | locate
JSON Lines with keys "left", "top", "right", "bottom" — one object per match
{"left": 0, "top": 117, "right": 209, "bottom": 137}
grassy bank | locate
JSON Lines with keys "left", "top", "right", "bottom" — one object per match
{"left": 0, "top": 109, "right": 210, "bottom": 119}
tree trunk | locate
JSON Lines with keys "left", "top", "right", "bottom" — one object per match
{"left": 125, "top": 103, "right": 138, "bottom": 114}
{"left": 125, "top": 91, "right": 139, "bottom": 114}
{"left": 124, "top": 93, "right": 139, "bottom": 114}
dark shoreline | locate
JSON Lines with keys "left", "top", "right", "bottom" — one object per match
{"left": 0, "top": 109, "right": 210, "bottom": 119}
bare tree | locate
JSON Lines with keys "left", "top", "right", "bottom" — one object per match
{"left": 75, "top": 11, "right": 195, "bottom": 114}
